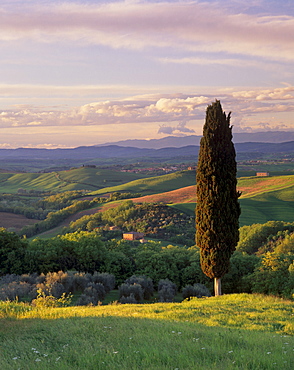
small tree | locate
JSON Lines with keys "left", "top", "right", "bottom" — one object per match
{"left": 196, "top": 101, "right": 241, "bottom": 296}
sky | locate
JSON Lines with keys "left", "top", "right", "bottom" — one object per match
{"left": 0, "top": 0, "right": 294, "bottom": 149}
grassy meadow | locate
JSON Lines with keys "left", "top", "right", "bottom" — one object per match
{"left": 89, "top": 170, "right": 196, "bottom": 197}
{"left": 0, "top": 168, "right": 145, "bottom": 194}
{"left": 0, "top": 294, "right": 293, "bottom": 369}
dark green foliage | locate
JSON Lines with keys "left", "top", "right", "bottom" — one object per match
{"left": 237, "top": 221, "right": 294, "bottom": 255}
{"left": 20, "top": 197, "right": 104, "bottom": 238}
{"left": 182, "top": 283, "right": 211, "bottom": 299}
{"left": 221, "top": 252, "right": 259, "bottom": 293}
{"left": 0, "top": 228, "right": 28, "bottom": 275}
{"left": 158, "top": 279, "right": 177, "bottom": 302}
{"left": 196, "top": 101, "right": 241, "bottom": 279}
{"left": 66, "top": 201, "right": 195, "bottom": 246}
{"left": 248, "top": 252, "right": 294, "bottom": 299}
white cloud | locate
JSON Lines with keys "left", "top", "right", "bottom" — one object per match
{"left": 0, "top": 85, "right": 293, "bottom": 131}
{"left": 158, "top": 121, "right": 195, "bottom": 135}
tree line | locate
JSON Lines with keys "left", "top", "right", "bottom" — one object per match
{"left": 0, "top": 220, "right": 293, "bottom": 299}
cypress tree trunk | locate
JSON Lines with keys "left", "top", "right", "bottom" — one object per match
{"left": 214, "top": 278, "right": 221, "bottom": 296}
{"left": 196, "top": 100, "right": 241, "bottom": 296}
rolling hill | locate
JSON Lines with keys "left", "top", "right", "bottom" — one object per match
{"left": 0, "top": 167, "right": 146, "bottom": 193}
{"left": 0, "top": 169, "right": 293, "bottom": 234}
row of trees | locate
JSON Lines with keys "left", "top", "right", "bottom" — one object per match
{"left": 1, "top": 221, "right": 293, "bottom": 298}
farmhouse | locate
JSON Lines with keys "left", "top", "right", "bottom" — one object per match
{"left": 123, "top": 231, "right": 145, "bottom": 241}
{"left": 256, "top": 172, "right": 270, "bottom": 177}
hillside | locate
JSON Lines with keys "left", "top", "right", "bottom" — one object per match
{"left": 0, "top": 171, "right": 293, "bottom": 236}
{"left": 0, "top": 167, "right": 146, "bottom": 193}
{"left": 89, "top": 170, "right": 196, "bottom": 197}
{"left": 0, "top": 138, "right": 293, "bottom": 172}
{"left": 29, "top": 174, "right": 294, "bottom": 239}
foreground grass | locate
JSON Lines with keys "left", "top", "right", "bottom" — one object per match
{"left": 0, "top": 294, "right": 293, "bottom": 369}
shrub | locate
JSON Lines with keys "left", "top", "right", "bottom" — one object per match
{"left": 91, "top": 272, "right": 116, "bottom": 293}
{"left": 248, "top": 252, "right": 294, "bottom": 299}
{"left": 182, "top": 283, "right": 211, "bottom": 299}
{"left": 76, "top": 294, "right": 95, "bottom": 306}
{"left": 76, "top": 282, "right": 106, "bottom": 306}
{"left": 71, "top": 272, "right": 91, "bottom": 292}
{"left": 0, "top": 281, "right": 32, "bottom": 301}
{"left": 119, "top": 283, "right": 143, "bottom": 303}
{"left": 31, "top": 288, "right": 72, "bottom": 308}
{"left": 120, "top": 293, "right": 137, "bottom": 304}
{"left": 158, "top": 279, "right": 177, "bottom": 302}
{"left": 125, "top": 275, "right": 154, "bottom": 300}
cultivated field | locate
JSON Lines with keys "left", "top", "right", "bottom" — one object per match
{"left": 0, "top": 212, "right": 38, "bottom": 232}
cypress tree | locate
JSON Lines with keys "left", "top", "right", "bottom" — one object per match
{"left": 196, "top": 100, "right": 241, "bottom": 296}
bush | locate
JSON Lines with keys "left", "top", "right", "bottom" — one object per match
{"left": 31, "top": 288, "right": 72, "bottom": 308}
{"left": 76, "top": 282, "right": 105, "bottom": 306}
{"left": 119, "top": 283, "right": 143, "bottom": 303}
{"left": 182, "top": 283, "right": 211, "bottom": 299}
{"left": 0, "top": 281, "right": 32, "bottom": 301}
{"left": 158, "top": 279, "right": 177, "bottom": 302}
{"left": 120, "top": 293, "right": 138, "bottom": 304}
{"left": 125, "top": 275, "right": 154, "bottom": 300}
{"left": 91, "top": 272, "right": 116, "bottom": 293}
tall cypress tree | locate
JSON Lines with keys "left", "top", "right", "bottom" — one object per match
{"left": 196, "top": 100, "right": 241, "bottom": 296}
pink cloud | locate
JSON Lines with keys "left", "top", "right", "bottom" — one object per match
{"left": 0, "top": 1, "right": 293, "bottom": 61}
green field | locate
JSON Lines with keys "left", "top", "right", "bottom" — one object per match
{"left": 0, "top": 294, "right": 293, "bottom": 369}
{"left": 0, "top": 170, "right": 293, "bottom": 230}
{"left": 0, "top": 168, "right": 145, "bottom": 194}
{"left": 89, "top": 170, "right": 196, "bottom": 196}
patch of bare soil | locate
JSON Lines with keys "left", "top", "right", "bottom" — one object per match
{"left": 131, "top": 185, "right": 196, "bottom": 204}
{"left": 0, "top": 212, "right": 39, "bottom": 232}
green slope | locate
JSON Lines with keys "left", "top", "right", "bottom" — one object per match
{"left": 171, "top": 175, "right": 294, "bottom": 226}
{"left": 0, "top": 168, "right": 145, "bottom": 194}
{"left": 89, "top": 170, "right": 196, "bottom": 196}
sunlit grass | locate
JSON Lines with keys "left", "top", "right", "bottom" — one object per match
{"left": 0, "top": 294, "right": 293, "bottom": 369}
{"left": 1, "top": 294, "right": 293, "bottom": 369}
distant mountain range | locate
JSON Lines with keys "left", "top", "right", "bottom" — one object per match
{"left": 0, "top": 141, "right": 293, "bottom": 161}
{"left": 99, "top": 131, "right": 294, "bottom": 149}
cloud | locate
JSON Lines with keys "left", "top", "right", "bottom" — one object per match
{"left": 0, "top": 1, "right": 293, "bottom": 62}
{"left": 232, "top": 86, "right": 294, "bottom": 101}
{"left": 0, "top": 86, "right": 293, "bottom": 131}
{"left": 158, "top": 121, "right": 195, "bottom": 135}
